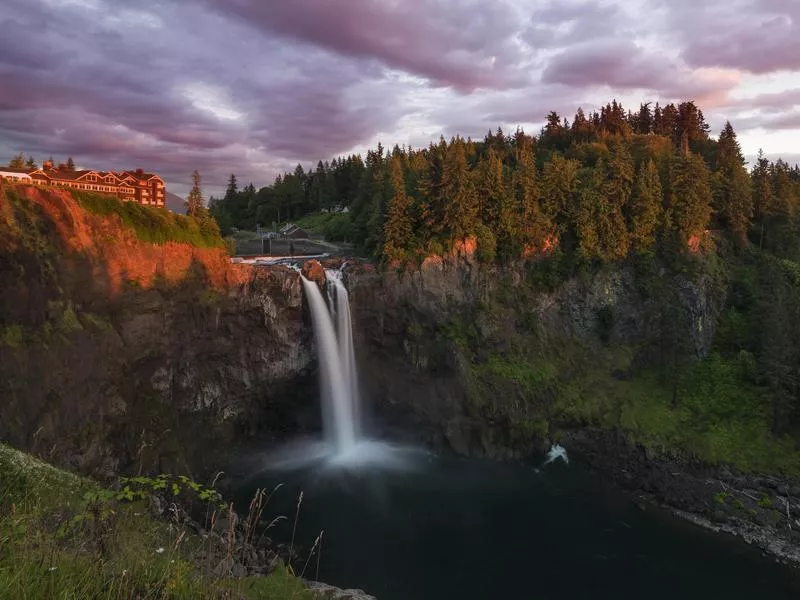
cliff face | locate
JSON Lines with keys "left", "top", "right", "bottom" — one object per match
{"left": 0, "top": 184, "right": 315, "bottom": 478}
{"left": 0, "top": 184, "right": 740, "bottom": 477}
{"left": 346, "top": 244, "right": 725, "bottom": 460}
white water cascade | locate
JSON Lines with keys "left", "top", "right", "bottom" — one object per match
{"left": 299, "top": 269, "right": 361, "bottom": 456}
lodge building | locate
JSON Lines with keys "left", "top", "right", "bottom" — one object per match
{"left": 0, "top": 161, "right": 166, "bottom": 207}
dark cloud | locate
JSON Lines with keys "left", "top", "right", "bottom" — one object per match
{"left": 729, "top": 88, "right": 800, "bottom": 111}
{"left": 542, "top": 39, "right": 669, "bottom": 88}
{"left": 202, "top": 0, "right": 529, "bottom": 91}
{"left": 527, "top": 0, "right": 622, "bottom": 50}
{"left": 675, "top": 0, "right": 800, "bottom": 73}
{"left": 0, "top": 0, "right": 404, "bottom": 195}
{"left": 1, "top": 0, "right": 799, "bottom": 199}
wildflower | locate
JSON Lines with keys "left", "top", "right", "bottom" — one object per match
{"left": 48, "top": 566, "right": 57, "bottom": 572}
{"left": 155, "top": 547, "right": 165, "bottom": 554}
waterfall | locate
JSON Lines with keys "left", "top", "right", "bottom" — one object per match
{"left": 300, "top": 269, "right": 361, "bottom": 456}
{"left": 326, "top": 269, "right": 362, "bottom": 439}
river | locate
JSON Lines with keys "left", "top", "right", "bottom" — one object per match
{"left": 234, "top": 451, "right": 800, "bottom": 599}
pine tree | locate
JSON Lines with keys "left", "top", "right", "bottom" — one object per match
{"left": 571, "top": 107, "right": 594, "bottom": 143}
{"left": 578, "top": 159, "right": 630, "bottom": 261}
{"left": 185, "top": 170, "right": 206, "bottom": 217}
{"left": 512, "top": 131, "right": 550, "bottom": 253}
{"left": 636, "top": 102, "right": 653, "bottom": 134}
{"left": 763, "top": 160, "right": 798, "bottom": 257}
{"left": 605, "top": 141, "right": 634, "bottom": 210}
{"left": 713, "top": 122, "right": 752, "bottom": 246}
{"left": 541, "top": 112, "right": 567, "bottom": 151}
{"left": 540, "top": 153, "right": 580, "bottom": 241}
{"left": 383, "top": 155, "right": 413, "bottom": 260}
{"left": 477, "top": 148, "right": 505, "bottom": 230}
{"left": 24, "top": 156, "right": 37, "bottom": 169}
{"left": 439, "top": 137, "right": 478, "bottom": 242}
{"left": 66, "top": 157, "right": 75, "bottom": 171}
{"left": 224, "top": 174, "right": 238, "bottom": 201}
{"left": 630, "top": 159, "right": 663, "bottom": 251}
{"left": 8, "top": 153, "right": 25, "bottom": 169}
{"left": 667, "top": 153, "right": 713, "bottom": 246}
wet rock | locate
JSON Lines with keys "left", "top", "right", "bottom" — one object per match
{"left": 304, "top": 581, "right": 377, "bottom": 600}
{"left": 302, "top": 259, "right": 326, "bottom": 287}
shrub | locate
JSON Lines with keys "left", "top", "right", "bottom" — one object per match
{"left": 72, "top": 191, "right": 225, "bottom": 248}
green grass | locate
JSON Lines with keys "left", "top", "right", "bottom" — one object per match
{"left": 0, "top": 444, "right": 314, "bottom": 599}
{"left": 469, "top": 339, "right": 800, "bottom": 475}
{"left": 294, "top": 212, "right": 353, "bottom": 242}
{"left": 555, "top": 352, "right": 800, "bottom": 475}
{"left": 72, "top": 191, "right": 225, "bottom": 249}
{"left": 480, "top": 354, "right": 558, "bottom": 390}
{"left": 0, "top": 302, "right": 103, "bottom": 350}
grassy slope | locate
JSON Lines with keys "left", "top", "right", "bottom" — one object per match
{"left": 293, "top": 212, "right": 352, "bottom": 242}
{"left": 71, "top": 190, "right": 225, "bottom": 249}
{"left": 0, "top": 444, "right": 312, "bottom": 599}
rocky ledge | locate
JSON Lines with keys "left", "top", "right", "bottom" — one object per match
{"left": 304, "top": 581, "right": 377, "bottom": 600}
{"left": 565, "top": 429, "right": 800, "bottom": 567}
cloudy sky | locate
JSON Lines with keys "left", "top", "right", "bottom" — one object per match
{"left": 2, "top": 0, "right": 799, "bottom": 197}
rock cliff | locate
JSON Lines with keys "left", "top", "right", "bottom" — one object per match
{"left": 0, "top": 184, "right": 315, "bottom": 478}
{"left": 345, "top": 242, "right": 725, "bottom": 460}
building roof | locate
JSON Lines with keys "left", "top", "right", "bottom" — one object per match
{"left": 5, "top": 165, "right": 165, "bottom": 191}
{"left": 118, "top": 170, "right": 163, "bottom": 182}
{"left": 0, "top": 169, "right": 33, "bottom": 178}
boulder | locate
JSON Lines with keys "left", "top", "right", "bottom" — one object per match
{"left": 302, "top": 259, "right": 326, "bottom": 287}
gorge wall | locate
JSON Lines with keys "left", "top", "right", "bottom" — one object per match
{"left": 346, "top": 242, "right": 728, "bottom": 461}
{"left": 4, "top": 184, "right": 793, "bottom": 482}
{"left": 0, "top": 184, "right": 316, "bottom": 479}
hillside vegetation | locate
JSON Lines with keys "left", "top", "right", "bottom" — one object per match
{"left": 208, "top": 99, "right": 799, "bottom": 265}
{"left": 73, "top": 190, "right": 225, "bottom": 249}
{"left": 0, "top": 444, "right": 312, "bottom": 599}
{"left": 205, "top": 99, "right": 800, "bottom": 475}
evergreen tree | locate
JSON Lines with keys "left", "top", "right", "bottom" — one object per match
{"left": 541, "top": 112, "right": 568, "bottom": 151}
{"left": 383, "top": 155, "right": 414, "bottom": 260}
{"left": 477, "top": 147, "right": 505, "bottom": 230}
{"left": 713, "top": 122, "right": 752, "bottom": 246}
{"left": 25, "top": 156, "right": 37, "bottom": 169}
{"left": 540, "top": 153, "right": 580, "bottom": 243}
{"left": 571, "top": 107, "right": 594, "bottom": 143}
{"left": 630, "top": 159, "right": 663, "bottom": 251}
{"left": 652, "top": 103, "right": 664, "bottom": 134}
{"left": 185, "top": 170, "right": 206, "bottom": 217}
{"left": 578, "top": 159, "right": 630, "bottom": 261}
{"left": 763, "top": 160, "right": 798, "bottom": 257}
{"left": 8, "top": 153, "right": 25, "bottom": 169}
{"left": 636, "top": 102, "right": 653, "bottom": 134}
{"left": 224, "top": 174, "right": 238, "bottom": 201}
{"left": 667, "top": 153, "right": 713, "bottom": 247}
{"left": 512, "top": 131, "right": 550, "bottom": 253}
{"left": 752, "top": 150, "right": 773, "bottom": 222}
{"left": 439, "top": 137, "right": 478, "bottom": 242}
{"left": 605, "top": 141, "right": 634, "bottom": 210}
{"left": 208, "top": 195, "right": 233, "bottom": 235}
{"left": 66, "top": 157, "right": 75, "bottom": 171}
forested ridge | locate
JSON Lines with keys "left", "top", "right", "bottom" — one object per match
{"left": 211, "top": 99, "right": 800, "bottom": 265}
{"left": 208, "top": 100, "right": 800, "bottom": 472}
